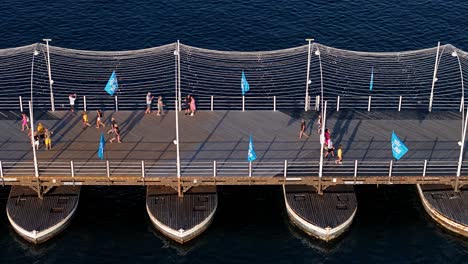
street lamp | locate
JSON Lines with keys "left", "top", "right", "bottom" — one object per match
{"left": 305, "top": 38, "right": 314, "bottom": 111}
{"left": 43, "top": 39, "right": 55, "bottom": 111}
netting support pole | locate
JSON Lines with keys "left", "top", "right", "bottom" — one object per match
{"left": 398, "top": 96, "right": 402, "bottom": 112}
{"left": 368, "top": 96, "right": 371, "bottom": 112}
{"left": 115, "top": 96, "right": 118, "bottom": 111}
{"left": 305, "top": 38, "right": 314, "bottom": 111}
{"left": 211, "top": 96, "right": 214, "bottom": 111}
{"left": 43, "top": 39, "right": 55, "bottom": 112}
{"left": 83, "top": 96, "right": 87, "bottom": 112}
{"left": 429, "top": 41, "right": 440, "bottom": 112}
{"left": 319, "top": 101, "right": 327, "bottom": 178}
{"left": 337, "top": 96, "right": 340, "bottom": 112}
{"left": 242, "top": 96, "right": 245, "bottom": 111}
{"left": 315, "top": 45, "right": 324, "bottom": 117}
{"left": 19, "top": 96, "right": 23, "bottom": 113}
{"left": 177, "top": 40, "right": 182, "bottom": 111}
{"left": 273, "top": 96, "right": 276, "bottom": 111}
{"left": 456, "top": 106, "right": 468, "bottom": 192}
{"left": 29, "top": 101, "right": 39, "bottom": 178}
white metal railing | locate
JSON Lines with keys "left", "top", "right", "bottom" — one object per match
{"left": 0, "top": 159, "right": 467, "bottom": 179}
{"left": 1, "top": 94, "right": 466, "bottom": 112}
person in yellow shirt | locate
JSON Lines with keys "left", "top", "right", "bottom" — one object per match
{"left": 44, "top": 128, "right": 53, "bottom": 150}
{"left": 82, "top": 111, "right": 91, "bottom": 128}
{"left": 335, "top": 144, "right": 343, "bottom": 165}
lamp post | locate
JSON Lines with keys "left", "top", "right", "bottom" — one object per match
{"left": 174, "top": 46, "right": 182, "bottom": 196}
{"left": 305, "top": 38, "right": 314, "bottom": 111}
{"left": 43, "top": 39, "right": 55, "bottom": 111}
{"left": 30, "top": 49, "right": 39, "bottom": 104}
{"left": 429, "top": 42, "right": 441, "bottom": 112}
{"left": 452, "top": 51, "right": 465, "bottom": 127}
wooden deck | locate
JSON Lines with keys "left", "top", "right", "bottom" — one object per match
{"left": 7, "top": 186, "right": 80, "bottom": 243}
{"left": 417, "top": 184, "right": 468, "bottom": 236}
{"left": 284, "top": 185, "right": 357, "bottom": 229}
{"left": 146, "top": 185, "right": 217, "bottom": 243}
{"left": 0, "top": 110, "right": 466, "bottom": 188}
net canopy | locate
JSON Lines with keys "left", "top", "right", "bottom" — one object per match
{"left": 0, "top": 42, "right": 466, "bottom": 111}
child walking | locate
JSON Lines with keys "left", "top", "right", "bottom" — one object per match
{"left": 157, "top": 96, "right": 165, "bottom": 115}
{"left": 21, "top": 112, "right": 29, "bottom": 131}
{"left": 96, "top": 109, "right": 105, "bottom": 128}
{"left": 299, "top": 119, "right": 309, "bottom": 139}
{"left": 82, "top": 111, "right": 91, "bottom": 128}
{"left": 335, "top": 144, "right": 343, "bottom": 165}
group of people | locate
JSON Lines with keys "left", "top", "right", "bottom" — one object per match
{"left": 145, "top": 92, "right": 165, "bottom": 115}
{"left": 22, "top": 113, "right": 53, "bottom": 150}
{"left": 82, "top": 110, "right": 121, "bottom": 143}
{"left": 299, "top": 116, "right": 343, "bottom": 165}
{"left": 184, "top": 95, "right": 196, "bottom": 116}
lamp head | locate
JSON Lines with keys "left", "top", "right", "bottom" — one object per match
{"left": 315, "top": 50, "right": 320, "bottom": 56}
{"left": 452, "top": 51, "right": 458, "bottom": 57}
{"left": 33, "top": 50, "right": 39, "bottom": 56}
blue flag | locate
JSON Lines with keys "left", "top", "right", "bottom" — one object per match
{"left": 369, "top": 66, "right": 374, "bottom": 91}
{"left": 98, "top": 132, "right": 105, "bottom": 160}
{"left": 241, "top": 71, "right": 250, "bottom": 95}
{"left": 391, "top": 131, "right": 408, "bottom": 160}
{"left": 104, "top": 70, "right": 119, "bottom": 96}
{"left": 247, "top": 135, "right": 257, "bottom": 162}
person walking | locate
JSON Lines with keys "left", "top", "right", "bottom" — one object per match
{"left": 44, "top": 128, "right": 52, "bottom": 150}
{"left": 82, "top": 111, "right": 91, "bottom": 128}
{"left": 299, "top": 119, "right": 309, "bottom": 139}
{"left": 69, "top": 94, "right": 77, "bottom": 112}
{"left": 317, "top": 115, "right": 322, "bottom": 134}
{"left": 189, "top": 95, "right": 196, "bottom": 116}
{"left": 21, "top": 112, "right": 29, "bottom": 131}
{"left": 145, "top": 92, "right": 154, "bottom": 114}
{"left": 184, "top": 95, "right": 191, "bottom": 115}
{"left": 335, "top": 144, "right": 343, "bottom": 165}
{"left": 157, "top": 96, "right": 165, "bottom": 115}
{"left": 324, "top": 140, "right": 335, "bottom": 158}
{"left": 107, "top": 117, "right": 117, "bottom": 134}
{"left": 32, "top": 131, "right": 40, "bottom": 150}
{"left": 96, "top": 109, "right": 105, "bottom": 128}
{"left": 110, "top": 124, "right": 121, "bottom": 143}
{"left": 324, "top": 128, "right": 330, "bottom": 149}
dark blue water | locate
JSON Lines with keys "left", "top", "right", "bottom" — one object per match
{"left": 0, "top": 0, "right": 467, "bottom": 263}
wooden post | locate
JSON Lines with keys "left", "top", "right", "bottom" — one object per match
{"left": 0, "top": 161, "right": 4, "bottom": 187}
{"left": 273, "top": 96, "right": 277, "bottom": 111}
{"left": 337, "top": 96, "right": 340, "bottom": 111}
{"left": 141, "top": 160, "right": 145, "bottom": 186}
{"left": 19, "top": 96, "right": 23, "bottom": 113}
{"left": 211, "top": 96, "right": 214, "bottom": 111}
{"left": 83, "top": 96, "right": 87, "bottom": 112}
{"left": 213, "top": 160, "right": 217, "bottom": 178}
{"left": 70, "top": 160, "right": 75, "bottom": 186}
{"left": 115, "top": 96, "right": 118, "bottom": 111}
{"left": 242, "top": 96, "right": 245, "bottom": 111}
{"left": 398, "top": 96, "right": 402, "bottom": 112}
{"left": 368, "top": 96, "right": 371, "bottom": 112}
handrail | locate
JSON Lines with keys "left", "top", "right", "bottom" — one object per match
{"left": 1, "top": 159, "right": 467, "bottom": 178}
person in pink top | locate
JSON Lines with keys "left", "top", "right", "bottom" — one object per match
{"left": 189, "top": 95, "right": 196, "bottom": 116}
{"left": 21, "top": 112, "right": 29, "bottom": 131}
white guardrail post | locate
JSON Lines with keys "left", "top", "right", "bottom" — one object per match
{"left": 368, "top": 96, "right": 372, "bottom": 112}
{"left": 354, "top": 160, "right": 358, "bottom": 181}
{"left": 106, "top": 160, "right": 110, "bottom": 183}
{"left": 337, "top": 96, "right": 340, "bottom": 111}
{"left": 388, "top": 160, "right": 393, "bottom": 183}
{"left": 115, "top": 96, "right": 118, "bottom": 111}
{"left": 141, "top": 160, "right": 145, "bottom": 185}
{"left": 283, "top": 160, "right": 287, "bottom": 178}
{"left": 242, "top": 96, "right": 245, "bottom": 111}
{"left": 249, "top": 161, "right": 252, "bottom": 177}
{"left": 398, "top": 96, "right": 402, "bottom": 112}
{"left": 213, "top": 160, "right": 217, "bottom": 178}
{"left": 423, "top": 160, "right": 427, "bottom": 177}
{"left": 211, "top": 96, "right": 214, "bottom": 111}
{"left": 19, "top": 96, "right": 23, "bottom": 113}
{"left": 273, "top": 96, "right": 276, "bottom": 111}
{"left": 83, "top": 96, "right": 87, "bottom": 112}
{"left": 0, "top": 161, "right": 4, "bottom": 187}
{"left": 70, "top": 160, "right": 75, "bottom": 186}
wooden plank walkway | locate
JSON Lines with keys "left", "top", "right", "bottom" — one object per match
{"left": 0, "top": 110, "right": 467, "bottom": 187}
